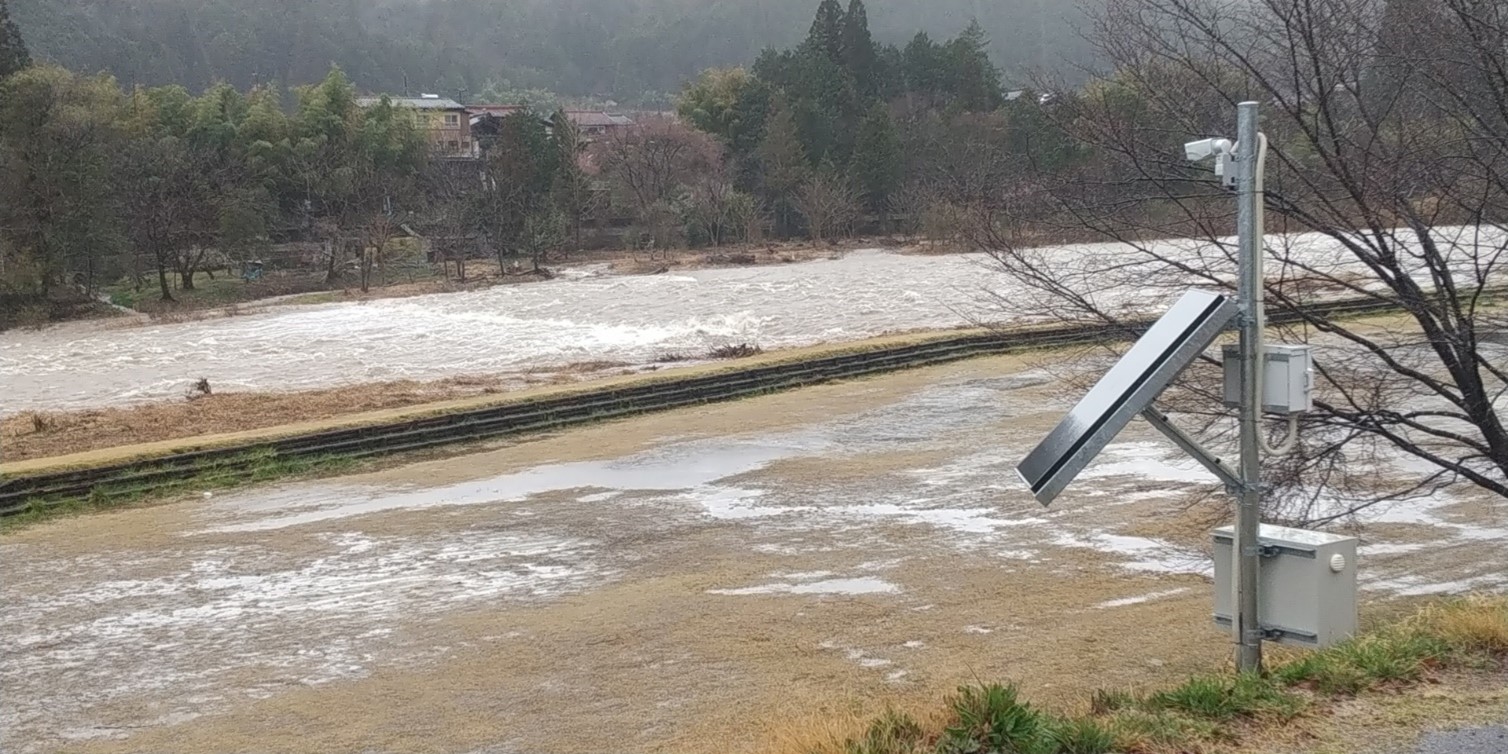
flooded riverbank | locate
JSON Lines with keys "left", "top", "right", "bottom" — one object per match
{"left": 4, "top": 353, "right": 1501, "bottom": 754}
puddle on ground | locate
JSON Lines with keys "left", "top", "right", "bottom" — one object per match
{"left": 202, "top": 377, "right": 1023, "bottom": 532}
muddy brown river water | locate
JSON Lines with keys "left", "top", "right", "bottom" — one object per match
{"left": 5, "top": 227, "right": 1495, "bottom": 416}
{"left": 3, "top": 354, "right": 1503, "bottom": 754}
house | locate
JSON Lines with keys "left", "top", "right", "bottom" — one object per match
{"left": 357, "top": 94, "right": 472, "bottom": 155}
{"left": 562, "top": 110, "right": 634, "bottom": 137}
{"left": 466, "top": 105, "right": 634, "bottom": 147}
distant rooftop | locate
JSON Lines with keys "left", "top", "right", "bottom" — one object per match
{"left": 561, "top": 110, "right": 636, "bottom": 128}
{"left": 466, "top": 106, "right": 635, "bottom": 130}
{"left": 356, "top": 95, "right": 465, "bottom": 110}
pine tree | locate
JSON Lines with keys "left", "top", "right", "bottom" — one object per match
{"left": 806, "top": 0, "right": 846, "bottom": 66}
{"left": 946, "top": 20, "right": 1004, "bottom": 111}
{"left": 903, "top": 32, "right": 941, "bottom": 98}
{"left": 850, "top": 101, "right": 901, "bottom": 211}
{"left": 841, "top": 0, "right": 878, "bottom": 98}
{"left": 758, "top": 101, "right": 810, "bottom": 235}
{"left": 0, "top": 0, "right": 31, "bottom": 79}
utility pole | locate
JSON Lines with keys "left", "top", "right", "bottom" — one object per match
{"left": 1024, "top": 101, "right": 1305, "bottom": 674}
{"left": 1234, "top": 101, "right": 1264, "bottom": 673}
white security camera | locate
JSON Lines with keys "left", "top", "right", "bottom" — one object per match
{"left": 1185, "top": 136, "right": 1237, "bottom": 187}
{"left": 1184, "top": 137, "right": 1233, "bottom": 162}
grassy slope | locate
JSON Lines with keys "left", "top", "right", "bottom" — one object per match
{"left": 775, "top": 596, "right": 1507, "bottom": 754}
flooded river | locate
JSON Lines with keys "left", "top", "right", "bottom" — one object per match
{"left": 1, "top": 250, "right": 1017, "bottom": 414}
{"left": 2, "top": 227, "right": 1497, "bottom": 415}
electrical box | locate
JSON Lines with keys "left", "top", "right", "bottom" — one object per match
{"left": 1222, "top": 344, "right": 1313, "bottom": 414}
{"left": 1212, "top": 524, "right": 1357, "bottom": 648}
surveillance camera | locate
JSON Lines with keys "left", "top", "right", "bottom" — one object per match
{"left": 1184, "top": 137, "right": 1233, "bottom": 162}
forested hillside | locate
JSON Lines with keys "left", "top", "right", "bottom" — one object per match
{"left": 9, "top": 0, "right": 1095, "bottom": 103}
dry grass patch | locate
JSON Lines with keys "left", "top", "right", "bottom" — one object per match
{"left": 0, "top": 376, "right": 514, "bottom": 462}
{"left": 1415, "top": 594, "right": 1508, "bottom": 655}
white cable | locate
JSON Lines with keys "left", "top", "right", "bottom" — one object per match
{"left": 1249, "top": 132, "right": 1301, "bottom": 456}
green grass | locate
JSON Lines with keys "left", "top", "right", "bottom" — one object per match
{"left": 1270, "top": 626, "right": 1452, "bottom": 694}
{"left": 796, "top": 597, "right": 1507, "bottom": 754}
{"left": 1, "top": 450, "right": 357, "bottom": 531}
{"left": 937, "top": 683, "right": 1054, "bottom": 754}
{"left": 1144, "top": 672, "right": 1306, "bottom": 721}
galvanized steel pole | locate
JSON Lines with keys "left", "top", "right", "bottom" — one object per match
{"left": 1234, "top": 102, "right": 1264, "bottom": 673}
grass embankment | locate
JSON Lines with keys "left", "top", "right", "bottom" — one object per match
{"left": 0, "top": 327, "right": 980, "bottom": 474}
{"left": 777, "top": 597, "right": 1508, "bottom": 754}
{"left": 0, "top": 447, "right": 359, "bottom": 531}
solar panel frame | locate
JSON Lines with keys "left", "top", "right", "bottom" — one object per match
{"left": 1016, "top": 289, "right": 1239, "bottom": 506}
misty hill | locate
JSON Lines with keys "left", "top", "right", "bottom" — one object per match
{"left": 10, "top": 0, "right": 1096, "bottom": 103}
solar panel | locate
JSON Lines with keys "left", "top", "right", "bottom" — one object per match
{"left": 1016, "top": 289, "right": 1239, "bottom": 506}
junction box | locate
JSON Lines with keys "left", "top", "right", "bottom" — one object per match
{"left": 1222, "top": 344, "right": 1313, "bottom": 414}
{"left": 1212, "top": 523, "right": 1358, "bottom": 648}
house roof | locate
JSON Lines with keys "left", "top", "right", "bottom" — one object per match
{"left": 357, "top": 95, "right": 465, "bottom": 110}
{"left": 468, "top": 104, "right": 525, "bottom": 116}
{"left": 466, "top": 106, "right": 636, "bottom": 131}
{"left": 565, "top": 110, "right": 633, "bottom": 128}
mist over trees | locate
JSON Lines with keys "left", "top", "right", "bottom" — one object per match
{"left": 8, "top": 0, "right": 1097, "bottom": 104}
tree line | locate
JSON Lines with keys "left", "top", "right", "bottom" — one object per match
{"left": 10, "top": 0, "right": 1096, "bottom": 106}
{"left": 1, "top": 0, "right": 1051, "bottom": 322}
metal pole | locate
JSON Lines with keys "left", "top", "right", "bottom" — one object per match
{"left": 1234, "top": 101, "right": 1264, "bottom": 672}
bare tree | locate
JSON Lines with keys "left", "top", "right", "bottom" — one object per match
{"left": 116, "top": 135, "right": 216, "bottom": 302}
{"left": 969, "top": 0, "right": 1508, "bottom": 511}
{"left": 596, "top": 117, "right": 721, "bottom": 219}
{"left": 681, "top": 163, "right": 760, "bottom": 247}
{"left": 794, "top": 171, "right": 860, "bottom": 242}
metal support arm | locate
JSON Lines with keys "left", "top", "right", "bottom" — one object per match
{"left": 1141, "top": 408, "right": 1244, "bottom": 491}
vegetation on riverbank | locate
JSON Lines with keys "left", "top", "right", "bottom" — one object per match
{"left": 774, "top": 596, "right": 1508, "bottom": 754}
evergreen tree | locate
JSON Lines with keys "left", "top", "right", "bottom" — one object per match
{"left": 841, "top": 0, "right": 878, "bottom": 98}
{"left": 806, "top": 0, "right": 846, "bottom": 66}
{"left": 903, "top": 32, "right": 942, "bottom": 101}
{"left": 0, "top": 0, "right": 30, "bottom": 79}
{"left": 757, "top": 101, "right": 809, "bottom": 235}
{"left": 947, "top": 20, "right": 1004, "bottom": 111}
{"left": 850, "top": 101, "right": 901, "bottom": 211}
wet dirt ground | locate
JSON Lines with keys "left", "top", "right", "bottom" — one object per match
{"left": 3, "top": 354, "right": 1504, "bottom": 754}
